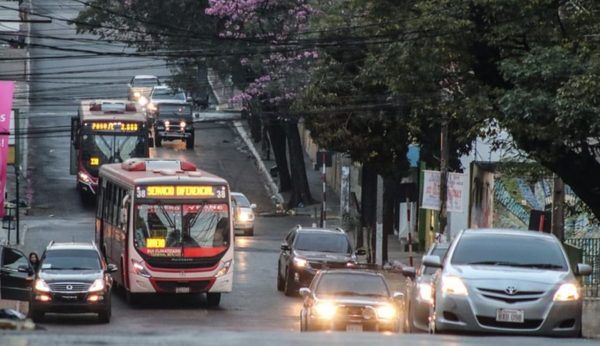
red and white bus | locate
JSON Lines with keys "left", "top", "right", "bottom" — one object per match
{"left": 70, "top": 100, "right": 150, "bottom": 198}
{"left": 96, "top": 158, "right": 233, "bottom": 306}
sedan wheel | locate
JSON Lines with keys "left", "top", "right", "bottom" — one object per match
{"left": 283, "top": 269, "right": 296, "bottom": 297}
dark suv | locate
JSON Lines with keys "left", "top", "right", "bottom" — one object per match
{"left": 29, "top": 242, "right": 117, "bottom": 323}
{"left": 153, "top": 102, "right": 195, "bottom": 149}
{"left": 277, "top": 226, "right": 364, "bottom": 296}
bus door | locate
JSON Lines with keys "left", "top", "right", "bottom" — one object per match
{"left": 70, "top": 116, "right": 80, "bottom": 175}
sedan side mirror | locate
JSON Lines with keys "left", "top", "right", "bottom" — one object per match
{"left": 355, "top": 249, "right": 366, "bottom": 256}
{"left": 299, "top": 287, "right": 311, "bottom": 298}
{"left": 106, "top": 263, "right": 118, "bottom": 273}
{"left": 576, "top": 263, "right": 592, "bottom": 276}
{"left": 280, "top": 243, "right": 290, "bottom": 251}
{"left": 401, "top": 266, "right": 416, "bottom": 279}
{"left": 423, "top": 255, "right": 443, "bottom": 268}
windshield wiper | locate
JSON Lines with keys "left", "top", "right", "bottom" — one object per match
{"left": 512, "top": 263, "right": 564, "bottom": 270}
{"left": 467, "top": 261, "right": 521, "bottom": 267}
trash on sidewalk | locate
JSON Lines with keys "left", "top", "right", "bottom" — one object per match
{"left": 0, "top": 309, "right": 37, "bottom": 330}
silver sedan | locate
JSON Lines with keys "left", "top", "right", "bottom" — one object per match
{"left": 426, "top": 229, "right": 591, "bottom": 337}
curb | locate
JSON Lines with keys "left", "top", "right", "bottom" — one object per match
{"left": 231, "top": 120, "right": 283, "bottom": 205}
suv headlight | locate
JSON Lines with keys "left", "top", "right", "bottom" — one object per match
{"left": 293, "top": 257, "right": 307, "bottom": 268}
{"left": 554, "top": 283, "right": 579, "bottom": 301}
{"left": 313, "top": 302, "right": 336, "bottom": 319}
{"left": 442, "top": 276, "right": 468, "bottom": 296}
{"left": 34, "top": 279, "right": 51, "bottom": 292}
{"left": 88, "top": 278, "right": 105, "bottom": 292}
{"left": 376, "top": 304, "right": 397, "bottom": 319}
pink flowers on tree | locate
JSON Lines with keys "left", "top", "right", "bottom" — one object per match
{"left": 206, "top": 0, "right": 318, "bottom": 106}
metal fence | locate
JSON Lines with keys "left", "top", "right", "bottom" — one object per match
{"left": 565, "top": 238, "right": 600, "bottom": 297}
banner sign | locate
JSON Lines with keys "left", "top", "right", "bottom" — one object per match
{"left": 0, "top": 81, "right": 15, "bottom": 217}
{"left": 421, "top": 170, "right": 465, "bottom": 213}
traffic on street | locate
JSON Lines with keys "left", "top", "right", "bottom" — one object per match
{"left": 1, "top": 0, "right": 600, "bottom": 345}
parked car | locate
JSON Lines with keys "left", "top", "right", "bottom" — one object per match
{"left": 29, "top": 242, "right": 117, "bottom": 323}
{"left": 231, "top": 192, "right": 256, "bottom": 236}
{"left": 128, "top": 75, "right": 160, "bottom": 101}
{"left": 299, "top": 269, "right": 404, "bottom": 332}
{"left": 426, "top": 229, "right": 592, "bottom": 337}
{"left": 401, "top": 242, "right": 449, "bottom": 332}
{"left": 152, "top": 102, "right": 194, "bottom": 149}
{"left": 277, "top": 225, "right": 364, "bottom": 296}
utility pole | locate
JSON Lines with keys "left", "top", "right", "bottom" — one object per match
{"left": 551, "top": 175, "right": 565, "bottom": 241}
{"left": 438, "top": 114, "right": 449, "bottom": 237}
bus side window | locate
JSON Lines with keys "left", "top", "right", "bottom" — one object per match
{"left": 96, "top": 178, "right": 104, "bottom": 219}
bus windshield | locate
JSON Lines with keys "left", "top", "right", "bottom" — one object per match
{"left": 134, "top": 203, "right": 230, "bottom": 258}
{"left": 81, "top": 133, "right": 147, "bottom": 176}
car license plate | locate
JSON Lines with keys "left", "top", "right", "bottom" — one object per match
{"left": 496, "top": 309, "right": 524, "bottom": 323}
{"left": 175, "top": 287, "right": 190, "bottom": 294}
{"left": 346, "top": 324, "right": 363, "bottom": 332}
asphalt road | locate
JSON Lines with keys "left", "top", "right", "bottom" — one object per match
{"left": 1, "top": 0, "right": 595, "bottom": 345}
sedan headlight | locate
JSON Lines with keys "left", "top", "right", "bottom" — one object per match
{"left": 376, "top": 304, "right": 397, "bottom": 320}
{"left": 238, "top": 211, "right": 254, "bottom": 222}
{"left": 442, "top": 276, "right": 468, "bottom": 296}
{"left": 134, "top": 91, "right": 141, "bottom": 98}
{"left": 147, "top": 103, "right": 157, "bottom": 112}
{"left": 138, "top": 96, "right": 148, "bottom": 107}
{"left": 88, "top": 278, "right": 105, "bottom": 292}
{"left": 313, "top": 302, "right": 337, "bottom": 319}
{"left": 293, "top": 257, "right": 307, "bottom": 268}
{"left": 554, "top": 283, "right": 580, "bottom": 301}
{"left": 34, "top": 279, "right": 51, "bottom": 292}
{"left": 417, "top": 282, "right": 433, "bottom": 303}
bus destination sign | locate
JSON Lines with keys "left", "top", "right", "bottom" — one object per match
{"left": 136, "top": 185, "right": 227, "bottom": 199}
{"left": 89, "top": 122, "right": 139, "bottom": 132}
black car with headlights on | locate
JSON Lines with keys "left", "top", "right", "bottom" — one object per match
{"left": 277, "top": 225, "right": 364, "bottom": 296}
{"left": 299, "top": 270, "right": 404, "bottom": 332}
{"left": 29, "top": 241, "right": 117, "bottom": 323}
{"left": 153, "top": 102, "right": 194, "bottom": 149}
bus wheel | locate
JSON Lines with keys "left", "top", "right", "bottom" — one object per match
{"left": 125, "top": 290, "right": 140, "bottom": 306}
{"left": 206, "top": 292, "right": 221, "bottom": 307}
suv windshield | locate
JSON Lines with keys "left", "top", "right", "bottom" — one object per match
{"left": 451, "top": 233, "right": 568, "bottom": 271}
{"left": 316, "top": 273, "right": 389, "bottom": 297}
{"left": 41, "top": 249, "right": 101, "bottom": 271}
{"left": 158, "top": 104, "right": 192, "bottom": 119}
{"left": 294, "top": 232, "right": 351, "bottom": 253}
{"left": 152, "top": 89, "right": 186, "bottom": 101}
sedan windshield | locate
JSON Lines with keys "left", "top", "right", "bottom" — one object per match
{"left": 134, "top": 204, "right": 230, "bottom": 258}
{"left": 41, "top": 250, "right": 101, "bottom": 271}
{"left": 232, "top": 194, "right": 250, "bottom": 207}
{"left": 451, "top": 233, "right": 568, "bottom": 271}
{"left": 294, "top": 233, "right": 351, "bottom": 253}
{"left": 316, "top": 273, "right": 389, "bottom": 297}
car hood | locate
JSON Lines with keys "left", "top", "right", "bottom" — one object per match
{"left": 449, "top": 265, "right": 570, "bottom": 285}
{"left": 39, "top": 270, "right": 103, "bottom": 282}
{"left": 295, "top": 250, "right": 352, "bottom": 262}
{"left": 316, "top": 295, "right": 391, "bottom": 306}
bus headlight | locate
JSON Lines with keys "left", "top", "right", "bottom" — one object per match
{"left": 216, "top": 260, "right": 232, "bottom": 278}
{"left": 132, "top": 260, "right": 151, "bottom": 278}
{"left": 78, "top": 171, "right": 92, "bottom": 184}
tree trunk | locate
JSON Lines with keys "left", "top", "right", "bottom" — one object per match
{"left": 248, "top": 110, "right": 262, "bottom": 143}
{"left": 360, "top": 162, "right": 377, "bottom": 263}
{"left": 266, "top": 118, "right": 292, "bottom": 192}
{"left": 284, "top": 118, "right": 314, "bottom": 208}
{"left": 382, "top": 176, "right": 398, "bottom": 264}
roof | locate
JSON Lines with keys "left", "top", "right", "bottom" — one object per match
{"left": 47, "top": 242, "right": 97, "bottom": 251}
{"left": 462, "top": 228, "right": 556, "bottom": 240}
{"left": 318, "top": 269, "right": 384, "bottom": 277}
{"left": 100, "top": 158, "right": 228, "bottom": 187}
{"left": 79, "top": 99, "right": 146, "bottom": 122}
{"left": 133, "top": 75, "right": 158, "bottom": 80}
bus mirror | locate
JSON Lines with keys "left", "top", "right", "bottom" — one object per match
{"left": 71, "top": 117, "right": 80, "bottom": 149}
